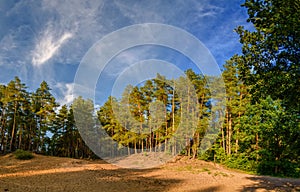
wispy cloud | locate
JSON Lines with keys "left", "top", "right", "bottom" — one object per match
{"left": 101, "top": 46, "right": 161, "bottom": 79}
{"left": 0, "top": 0, "right": 106, "bottom": 90}
{"left": 38, "top": 0, "right": 106, "bottom": 64}
{"left": 0, "top": 35, "right": 14, "bottom": 66}
{"left": 114, "top": 0, "right": 221, "bottom": 26}
{"left": 31, "top": 24, "right": 73, "bottom": 66}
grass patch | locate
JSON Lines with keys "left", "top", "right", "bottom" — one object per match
{"left": 14, "top": 149, "right": 34, "bottom": 160}
{"left": 213, "top": 171, "right": 228, "bottom": 177}
{"left": 174, "top": 165, "right": 211, "bottom": 174}
{"left": 202, "top": 168, "right": 210, "bottom": 172}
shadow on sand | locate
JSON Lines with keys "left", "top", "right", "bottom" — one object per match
{"left": 241, "top": 175, "right": 300, "bottom": 192}
{"left": 0, "top": 165, "right": 181, "bottom": 192}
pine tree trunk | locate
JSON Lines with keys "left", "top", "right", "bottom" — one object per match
{"left": 0, "top": 110, "right": 6, "bottom": 153}
{"left": 192, "top": 132, "right": 199, "bottom": 159}
{"left": 226, "top": 109, "right": 229, "bottom": 155}
{"left": 149, "top": 126, "right": 152, "bottom": 152}
{"left": 192, "top": 107, "right": 197, "bottom": 159}
{"left": 221, "top": 110, "right": 226, "bottom": 153}
{"left": 141, "top": 138, "right": 144, "bottom": 153}
{"left": 172, "top": 81, "right": 176, "bottom": 155}
{"left": 164, "top": 105, "right": 168, "bottom": 153}
{"left": 35, "top": 116, "right": 40, "bottom": 152}
{"left": 186, "top": 137, "right": 191, "bottom": 157}
{"left": 28, "top": 123, "right": 33, "bottom": 151}
{"left": 187, "top": 84, "right": 191, "bottom": 158}
{"left": 9, "top": 102, "right": 18, "bottom": 152}
{"left": 228, "top": 113, "right": 232, "bottom": 155}
{"left": 138, "top": 102, "right": 143, "bottom": 153}
{"left": 158, "top": 132, "right": 162, "bottom": 152}
{"left": 134, "top": 140, "right": 137, "bottom": 154}
{"left": 235, "top": 92, "right": 243, "bottom": 153}
{"left": 235, "top": 111, "right": 241, "bottom": 153}
{"left": 155, "top": 132, "right": 158, "bottom": 152}
{"left": 18, "top": 126, "right": 22, "bottom": 149}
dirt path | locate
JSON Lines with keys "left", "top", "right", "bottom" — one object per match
{"left": 0, "top": 154, "right": 299, "bottom": 192}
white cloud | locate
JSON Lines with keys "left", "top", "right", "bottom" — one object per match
{"left": 54, "top": 82, "right": 75, "bottom": 106}
{"left": 39, "top": 0, "right": 106, "bottom": 61}
{"left": 31, "top": 24, "right": 73, "bottom": 66}
{"left": 54, "top": 82, "right": 99, "bottom": 106}
{"left": 63, "top": 83, "right": 75, "bottom": 105}
{"left": 0, "top": 0, "right": 106, "bottom": 68}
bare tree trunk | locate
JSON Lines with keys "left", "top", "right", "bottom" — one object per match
{"left": 235, "top": 111, "right": 241, "bottom": 153}
{"left": 228, "top": 113, "right": 232, "bottom": 155}
{"left": 235, "top": 92, "right": 243, "bottom": 153}
{"left": 18, "top": 125, "right": 23, "bottom": 149}
{"left": 191, "top": 107, "right": 197, "bottom": 159}
{"left": 28, "top": 123, "right": 33, "bottom": 151}
{"left": 155, "top": 132, "right": 158, "bottom": 152}
{"left": 192, "top": 132, "right": 199, "bottom": 159}
{"left": 141, "top": 137, "right": 144, "bottom": 153}
{"left": 149, "top": 123, "right": 152, "bottom": 152}
{"left": 186, "top": 137, "right": 191, "bottom": 158}
{"left": 138, "top": 102, "right": 143, "bottom": 153}
{"left": 127, "top": 145, "right": 130, "bottom": 155}
{"left": 0, "top": 110, "right": 6, "bottom": 153}
{"left": 9, "top": 102, "right": 18, "bottom": 152}
{"left": 134, "top": 140, "right": 137, "bottom": 154}
{"left": 187, "top": 84, "right": 191, "bottom": 158}
{"left": 164, "top": 105, "right": 168, "bottom": 153}
{"left": 172, "top": 80, "right": 176, "bottom": 155}
{"left": 225, "top": 109, "right": 229, "bottom": 155}
{"left": 221, "top": 110, "right": 226, "bottom": 153}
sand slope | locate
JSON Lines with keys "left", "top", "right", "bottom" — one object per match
{"left": 0, "top": 154, "right": 299, "bottom": 192}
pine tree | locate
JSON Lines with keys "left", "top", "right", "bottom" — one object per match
{"left": 33, "top": 81, "right": 58, "bottom": 153}
{"left": 73, "top": 96, "right": 97, "bottom": 158}
{"left": 4, "top": 77, "right": 28, "bottom": 152}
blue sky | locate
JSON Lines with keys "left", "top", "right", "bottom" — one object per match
{"left": 0, "top": 0, "right": 253, "bottom": 106}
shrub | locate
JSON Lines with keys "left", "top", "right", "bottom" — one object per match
{"left": 14, "top": 149, "right": 34, "bottom": 160}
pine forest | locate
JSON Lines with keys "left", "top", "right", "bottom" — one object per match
{"left": 0, "top": 0, "right": 299, "bottom": 177}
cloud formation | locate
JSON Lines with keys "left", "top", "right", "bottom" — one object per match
{"left": 54, "top": 82, "right": 75, "bottom": 106}
{"left": 31, "top": 24, "right": 73, "bottom": 66}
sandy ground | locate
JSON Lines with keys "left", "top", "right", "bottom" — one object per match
{"left": 0, "top": 154, "right": 299, "bottom": 192}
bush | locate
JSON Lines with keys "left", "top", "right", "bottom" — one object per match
{"left": 224, "top": 155, "right": 257, "bottom": 173}
{"left": 14, "top": 149, "right": 34, "bottom": 160}
{"left": 257, "top": 160, "right": 300, "bottom": 178}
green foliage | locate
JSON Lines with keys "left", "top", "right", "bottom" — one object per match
{"left": 236, "top": 0, "right": 300, "bottom": 110}
{"left": 224, "top": 154, "right": 257, "bottom": 173}
{"left": 258, "top": 159, "right": 300, "bottom": 178}
{"left": 14, "top": 149, "right": 34, "bottom": 160}
{"left": 227, "top": 0, "right": 300, "bottom": 177}
{"left": 0, "top": 77, "right": 95, "bottom": 159}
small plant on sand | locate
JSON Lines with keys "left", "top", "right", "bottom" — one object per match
{"left": 14, "top": 149, "right": 34, "bottom": 160}
{"left": 143, "top": 152, "right": 148, "bottom": 156}
{"left": 213, "top": 171, "right": 228, "bottom": 177}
